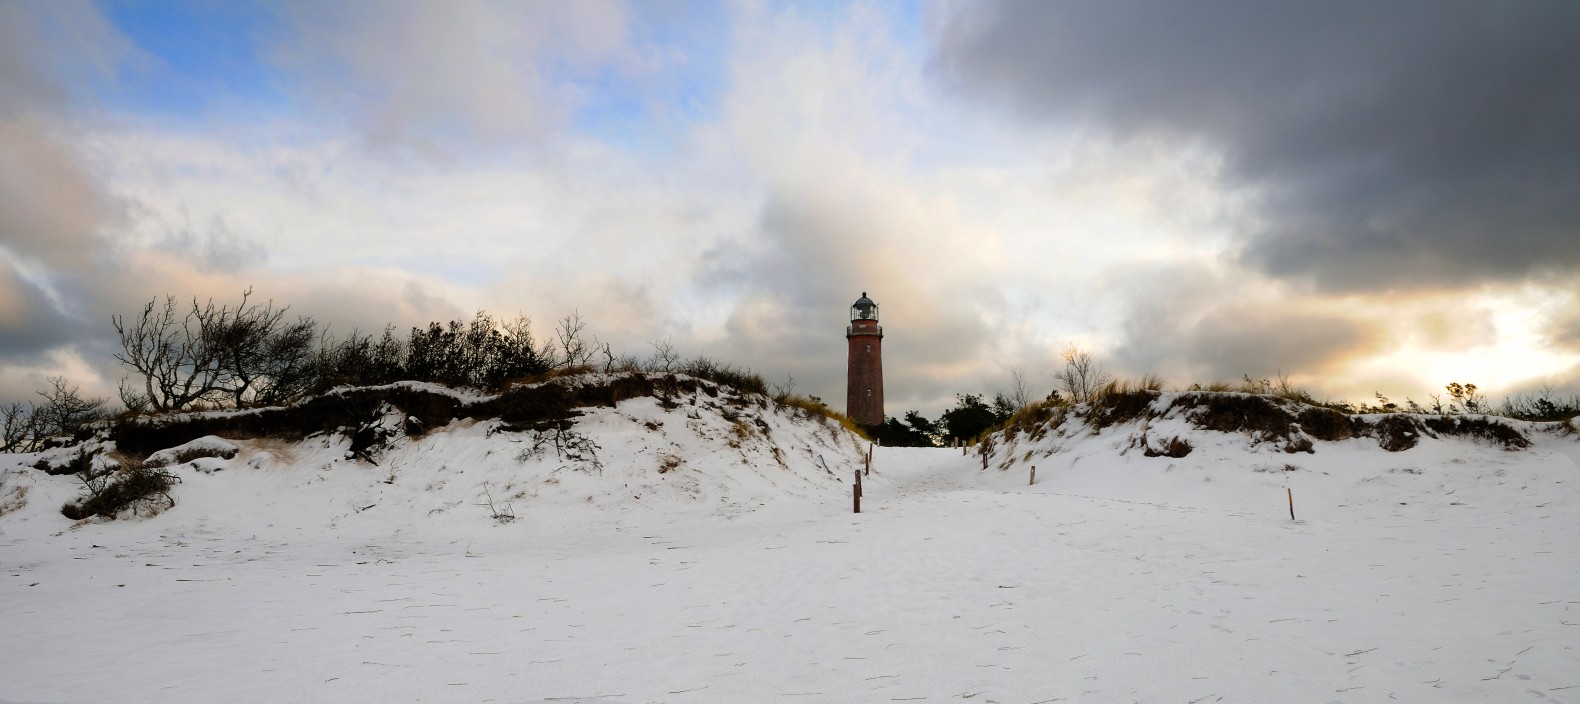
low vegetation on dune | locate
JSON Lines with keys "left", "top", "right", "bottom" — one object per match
{"left": 982, "top": 373, "right": 1545, "bottom": 465}
{"left": 3, "top": 290, "right": 1577, "bottom": 522}
{"left": 1, "top": 290, "right": 870, "bottom": 521}
{"left": 877, "top": 344, "right": 1576, "bottom": 453}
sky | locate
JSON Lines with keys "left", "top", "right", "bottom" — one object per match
{"left": 2, "top": 0, "right": 1579, "bottom": 417}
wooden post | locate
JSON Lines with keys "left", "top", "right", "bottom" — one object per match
{"left": 1287, "top": 487, "right": 1295, "bottom": 521}
{"left": 864, "top": 449, "right": 871, "bottom": 476}
{"left": 981, "top": 451, "right": 988, "bottom": 471}
{"left": 854, "top": 470, "right": 862, "bottom": 513}
{"left": 1030, "top": 466, "right": 1036, "bottom": 486}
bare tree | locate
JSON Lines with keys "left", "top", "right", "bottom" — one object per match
{"left": 114, "top": 290, "right": 321, "bottom": 410}
{"left": 1054, "top": 343, "right": 1112, "bottom": 404}
{"left": 203, "top": 289, "right": 317, "bottom": 406}
{"left": 113, "top": 295, "right": 224, "bottom": 411}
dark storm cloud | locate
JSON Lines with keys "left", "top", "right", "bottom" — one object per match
{"left": 933, "top": 1, "right": 1580, "bottom": 291}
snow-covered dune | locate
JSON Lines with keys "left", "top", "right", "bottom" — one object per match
{"left": 0, "top": 374, "right": 869, "bottom": 541}
{"left": 975, "top": 391, "right": 1580, "bottom": 520}
{"left": 3, "top": 387, "right": 1577, "bottom": 703}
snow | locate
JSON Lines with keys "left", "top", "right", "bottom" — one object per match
{"left": 144, "top": 436, "right": 240, "bottom": 469}
{"left": 2, "top": 396, "right": 1578, "bottom": 703}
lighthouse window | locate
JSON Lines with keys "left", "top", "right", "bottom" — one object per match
{"left": 865, "top": 344, "right": 871, "bottom": 353}
{"left": 867, "top": 389, "right": 872, "bottom": 397}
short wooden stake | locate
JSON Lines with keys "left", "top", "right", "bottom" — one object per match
{"left": 864, "top": 450, "right": 871, "bottom": 476}
{"left": 1287, "top": 487, "right": 1295, "bottom": 521}
{"left": 1030, "top": 466, "right": 1036, "bottom": 485}
{"left": 854, "top": 470, "right": 862, "bottom": 513}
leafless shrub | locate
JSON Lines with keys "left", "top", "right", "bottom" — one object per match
{"left": 476, "top": 483, "right": 515, "bottom": 524}
{"left": 554, "top": 311, "right": 596, "bottom": 369}
{"left": 770, "top": 375, "right": 797, "bottom": 402}
{"left": 649, "top": 338, "right": 681, "bottom": 372}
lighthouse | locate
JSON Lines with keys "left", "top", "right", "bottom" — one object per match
{"left": 846, "top": 292, "right": 884, "bottom": 426}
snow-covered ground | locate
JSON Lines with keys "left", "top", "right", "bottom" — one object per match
{"left": 3, "top": 399, "right": 1578, "bottom": 703}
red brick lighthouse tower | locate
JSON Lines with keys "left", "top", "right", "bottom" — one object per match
{"left": 846, "top": 292, "right": 884, "bottom": 426}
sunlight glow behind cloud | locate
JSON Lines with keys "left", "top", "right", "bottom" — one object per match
{"left": 1, "top": 0, "right": 1577, "bottom": 413}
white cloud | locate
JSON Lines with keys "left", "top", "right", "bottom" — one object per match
{"left": 272, "top": 0, "right": 633, "bottom": 153}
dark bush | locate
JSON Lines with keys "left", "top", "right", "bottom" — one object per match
{"left": 1143, "top": 436, "right": 1193, "bottom": 458}
{"left": 61, "top": 462, "right": 179, "bottom": 520}
{"left": 1296, "top": 407, "right": 1355, "bottom": 441}
{"left": 113, "top": 385, "right": 467, "bottom": 458}
{"left": 1421, "top": 416, "right": 1530, "bottom": 450}
{"left": 1177, "top": 393, "right": 1294, "bottom": 442}
{"left": 1090, "top": 389, "right": 1158, "bottom": 428}
{"left": 110, "top": 372, "right": 743, "bottom": 460}
{"left": 1371, "top": 415, "right": 1421, "bottom": 452}
{"left": 1283, "top": 436, "right": 1315, "bottom": 454}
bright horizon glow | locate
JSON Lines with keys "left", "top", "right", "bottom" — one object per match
{"left": 1, "top": 1, "right": 1577, "bottom": 417}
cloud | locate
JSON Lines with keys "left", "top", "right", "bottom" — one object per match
{"left": 932, "top": 1, "right": 1580, "bottom": 292}
{"left": 1102, "top": 259, "right": 1392, "bottom": 395}
{"left": 0, "top": 119, "right": 115, "bottom": 270}
{"left": 0, "top": 1, "right": 132, "bottom": 117}
{"left": 152, "top": 213, "right": 268, "bottom": 272}
{"left": 1546, "top": 291, "right": 1580, "bottom": 353}
{"left": 271, "top": 0, "right": 633, "bottom": 153}
{"left": 0, "top": 258, "right": 85, "bottom": 362}
{"left": 1180, "top": 307, "right": 1386, "bottom": 383}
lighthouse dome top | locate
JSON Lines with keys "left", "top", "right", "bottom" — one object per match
{"left": 850, "top": 292, "right": 879, "bottom": 321}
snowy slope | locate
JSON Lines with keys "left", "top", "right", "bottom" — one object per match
{"left": 2, "top": 389, "right": 1577, "bottom": 703}
{"left": 0, "top": 375, "right": 870, "bottom": 542}
{"left": 974, "top": 392, "right": 1579, "bottom": 521}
